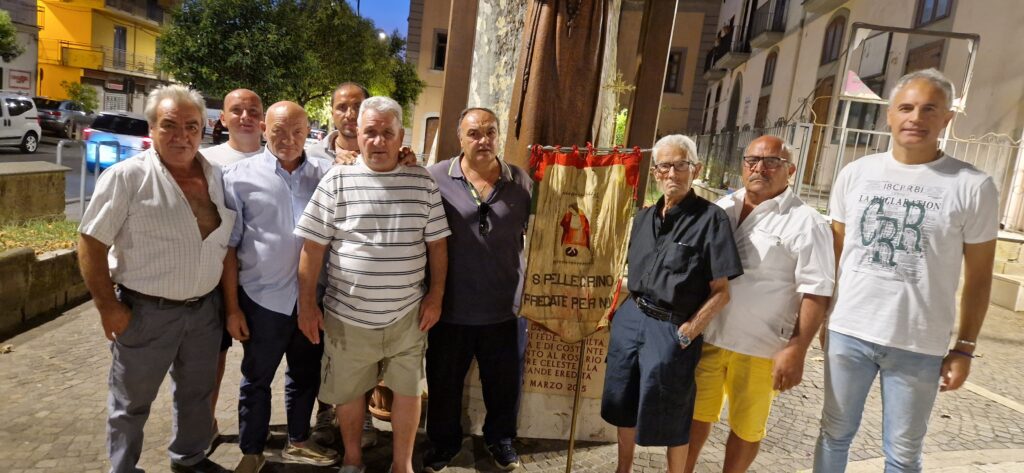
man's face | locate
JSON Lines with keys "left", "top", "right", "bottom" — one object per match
{"left": 653, "top": 146, "right": 701, "bottom": 202}
{"left": 332, "top": 86, "right": 366, "bottom": 139}
{"left": 458, "top": 110, "right": 499, "bottom": 161}
{"left": 357, "top": 109, "right": 404, "bottom": 172}
{"left": 262, "top": 104, "right": 309, "bottom": 164}
{"left": 151, "top": 98, "right": 204, "bottom": 164}
{"left": 742, "top": 137, "right": 794, "bottom": 200}
{"left": 220, "top": 90, "right": 263, "bottom": 138}
{"left": 886, "top": 79, "right": 954, "bottom": 151}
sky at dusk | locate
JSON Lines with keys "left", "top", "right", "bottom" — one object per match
{"left": 347, "top": 0, "right": 412, "bottom": 38}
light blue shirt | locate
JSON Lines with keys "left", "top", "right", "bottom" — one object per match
{"left": 223, "top": 148, "right": 332, "bottom": 315}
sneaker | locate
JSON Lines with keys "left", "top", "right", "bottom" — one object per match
{"left": 169, "top": 458, "right": 226, "bottom": 473}
{"left": 338, "top": 465, "right": 366, "bottom": 473}
{"left": 282, "top": 441, "right": 340, "bottom": 466}
{"left": 310, "top": 406, "right": 338, "bottom": 446}
{"left": 422, "top": 446, "right": 458, "bottom": 473}
{"left": 361, "top": 411, "right": 378, "bottom": 448}
{"left": 487, "top": 440, "right": 520, "bottom": 471}
{"left": 233, "top": 454, "right": 265, "bottom": 473}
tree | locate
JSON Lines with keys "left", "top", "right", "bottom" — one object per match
{"left": 158, "top": 0, "right": 424, "bottom": 120}
{"left": 0, "top": 10, "right": 25, "bottom": 62}
{"left": 61, "top": 81, "right": 99, "bottom": 113}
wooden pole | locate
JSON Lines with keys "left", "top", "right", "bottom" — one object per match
{"left": 564, "top": 336, "right": 589, "bottom": 473}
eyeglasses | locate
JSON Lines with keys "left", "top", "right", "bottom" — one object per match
{"left": 652, "top": 161, "right": 697, "bottom": 174}
{"left": 742, "top": 156, "right": 788, "bottom": 170}
{"left": 479, "top": 202, "right": 491, "bottom": 236}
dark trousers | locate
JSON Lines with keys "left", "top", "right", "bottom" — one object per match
{"left": 426, "top": 318, "right": 524, "bottom": 451}
{"left": 238, "top": 288, "right": 323, "bottom": 454}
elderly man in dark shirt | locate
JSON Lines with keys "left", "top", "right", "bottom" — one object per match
{"left": 601, "top": 134, "right": 743, "bottom": 473}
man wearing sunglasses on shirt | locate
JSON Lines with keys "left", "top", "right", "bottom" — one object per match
{"left": 421, "top": 107, "right": 533, "bottom": 472}
{"left": 683, "top": 135, "right": 835, "bottom": 473}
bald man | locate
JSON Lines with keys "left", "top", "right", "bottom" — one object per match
{"left": 222, "top": 102, "right": 339, "bottom": 472}
{"left": 203, "top": 89, "right": 265, "bottom": 167}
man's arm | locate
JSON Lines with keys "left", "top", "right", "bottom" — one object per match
{"left": 820, "top": 220, "right": 845, "bottom": 346}
{"left": 773, "top": 294, "right": 830, "bottom": 391}
{"left": 78, "top": 234, "right": 131, "bottom": 341}
{"left": 221, "top": 247, "right": 249, "bottom": 341}
{"left": 941, "top": 239, "right": 996, "bottom": 392}
{"left": 297, "top": 239, "right": 328, "bottom": 344}
{"left": 418, "top": 237, "right": 448, "bottom": 331}
{"left": 679, "top": 277, "right": 730, "bottom": 344}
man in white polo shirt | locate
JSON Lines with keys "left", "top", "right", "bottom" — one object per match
{"left": 78, "top": 84, "right": 236, "bottom": 473}
{"left": 683, "top": 135, "right": 834, "bottom": 473}
{"left": 294, "top": 95, "right": 450, "bottom": 473}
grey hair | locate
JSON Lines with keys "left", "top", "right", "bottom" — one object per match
{"left": 653, "top": 134, "right": 700, "bottom": 164}
{"left": 888, "top": 68, "right": 956, "bottom": 111}
{"left": 144, "top": 84, "right": 206, "bottom": 126}
{"left": 357, "top": 96, "right": 403, "bottom": 129}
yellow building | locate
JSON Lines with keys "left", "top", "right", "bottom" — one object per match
{"left": 36, "top": 0, "right": 173, "bottom": 112}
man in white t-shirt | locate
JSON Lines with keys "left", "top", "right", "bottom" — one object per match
{"left": 684, "top": 135, "right": 834, "bottom": 473}
{"left": 202, "top": 89, "right": 264, "bottom": 167}
{"left": 813, "top": 68, "right": 998, "bottom": 472}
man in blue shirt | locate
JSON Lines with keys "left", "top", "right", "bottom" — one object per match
{"left": 222, "top": 101, "right": 339, "bottom": 472}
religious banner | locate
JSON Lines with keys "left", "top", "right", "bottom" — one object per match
{"left": 521, "top": 320, "right": 608, "bottom": 399}
{"left": 520, "top": 144, "right": 641, "bottom": 343}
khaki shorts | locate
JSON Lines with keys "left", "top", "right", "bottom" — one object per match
{"left": 320, "top": 305, "right": 427, "bottom": 405}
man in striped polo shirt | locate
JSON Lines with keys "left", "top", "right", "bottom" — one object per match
{"left": 294, "top": 96, "right": 450, "bottom": 473}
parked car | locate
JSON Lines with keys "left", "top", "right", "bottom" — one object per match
{"left": 32, "top": 97, "right": 95, "bottom": 138}
{"left": 306, "top": 128, "right": 325, "bottom": 146}
{"left": 83, "top": 112, "right": 151, "bottom": 172}
{"left": 0, "top": 92, "right": 41, "bottom": 153}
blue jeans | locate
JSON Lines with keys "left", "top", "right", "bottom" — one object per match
{"left": 813, "top": 330, "right": 943, "bottom": 473}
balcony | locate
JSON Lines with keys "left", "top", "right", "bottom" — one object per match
{"left": 103, "top": 47, "right": 159, "bottom": 78}
{"left": 750, "top": 0, "right": 787, "bottom": 49}
{"left": 801, "top": 0, "right": 847, "bottom": 15}
{"left": 703, "top": 43, "right": 726, "bottom": 81}
{"left": 105, "top": 0, "right": 165, "bottom": 24}
{"left": 713, "top": 37, "right": 751, "bottom": 70}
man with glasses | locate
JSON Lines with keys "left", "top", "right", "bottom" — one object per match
{"left": 422, "top": 108, "right": 533, "bottom": 472}
{"left": 683, "top": 135, "right": 834, "bottom": 473}
{"left": 602, "top": 134, "right": 743, "bottom": 473}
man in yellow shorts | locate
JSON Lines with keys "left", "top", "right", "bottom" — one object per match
{"left": 683, "top": 135, "right": 835, "bottom": 472}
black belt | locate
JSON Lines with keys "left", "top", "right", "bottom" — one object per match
{"left": 117, "top": 285, "right": 212, "bottom": 309}
{"left": 635, "top": 296, "right": 689, "bottom": 326}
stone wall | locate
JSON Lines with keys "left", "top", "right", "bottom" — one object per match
{"left": 0, "top": 248, "right": 88, "bottom": 336}
{"left": 0, "top": 162, "right": 71, "bottom": 224}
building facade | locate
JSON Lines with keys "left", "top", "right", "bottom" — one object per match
{"left": 36, "top": 0, "right": 173, "bottom": 112}
{"left": 1, "top": 0, "right": 40, "bottom": 95}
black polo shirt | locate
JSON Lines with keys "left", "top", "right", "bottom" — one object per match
{"left": 627, "top": 190, "right": 743, "bottom": 318}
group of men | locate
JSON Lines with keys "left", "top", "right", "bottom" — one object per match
{"left": 79, "top": 66, "right": 996, "bottom": 473}
{"left": 601, "top": 67, "right": 996, "bottom": 473}
{"left": 79, "top": 83, "right": 529, "bottom": 473}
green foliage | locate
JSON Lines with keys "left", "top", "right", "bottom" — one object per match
{"left": 60, "top": 81, "right": 99, "bottom": 113}
{"left": 613, "top": 108, "right": 628, "bottom": 146}
{"left": 158, "top": 0, "right": 425, "bottom": 115}
{"left": 304, "top": 95, "right": 331, "bottom": 129}
{"left": 0, "top": 10, "right": 25, "bottom": 62}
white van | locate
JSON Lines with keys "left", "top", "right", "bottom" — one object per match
{"left": 0, "top": 91, "right": 42, "bottom": 153}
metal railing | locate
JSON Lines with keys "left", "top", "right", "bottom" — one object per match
{"left": 703, "top": 30, "right": 752, "bottom": 72}
{"left": 57, "top": 139, "right": 121, "bottom": 220}
{"left": 103, "top": 47, "right": 158, "bottom": 75}
{"left": 750, "top": 0, "right": 788, "bottom": 39}
{"left": 105, "top": 0, "right": 165, "bottom": 23}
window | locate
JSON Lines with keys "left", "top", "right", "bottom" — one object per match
{"left": 146, "top": 0, "right": 164, "bottom": 23}
{"left": 762, "top": 51, "right": 778, "bottom": 87}
{"left": 432, "top": 31, "right": 448, "bottom": 70}
{"left": 916, "top": 0, "right": 952, "bottom": 27}
{"left": 5, "top": 98, "right": 33, "bottom": 116}
{"left": 821, "top": 17, "right": 845, "bottom": 65}
{"left": 832, "top": 76, "right": 884, "bottom": 145}
{"left": 664, "top": 49, "right": 686, "bottom": 93}
{"left": 113, "top": 26, "right": 127, "bottom": 69}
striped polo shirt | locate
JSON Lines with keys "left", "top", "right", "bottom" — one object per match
{"left": 295, "top": 160, "right": 451, "bottom": 328}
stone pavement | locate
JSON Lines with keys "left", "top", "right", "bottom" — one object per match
{"left": 3, "top": 299, "right": 1024, "bottom": 473}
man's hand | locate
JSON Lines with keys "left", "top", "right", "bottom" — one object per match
{"left": 677, "top": 322, "right": 698, "bottom": 349}
{"left": 772, "top": 344, "right": 807, "bottom": 392}
{"left": 334, "top": 149, "right": 358, "bottom": 165}
{"left": 99, "top": 302, "right": 133, "bottom": 341}
{"left": 940, "top": 352, "right": 972, "bottom": 392}
{"left": 225, "top": 307, "right": 250, "bottom": 341}
{"left": 418, "top": 291, "right": 442, "bottom": 331}
{"left": 400, "top": 146, "right": 418, "bottom": 167}
{"left": 298, "top": 302, "right": 325, "bottom": 344}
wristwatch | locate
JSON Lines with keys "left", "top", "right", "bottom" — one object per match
{"left": 677, "top": 330, "right": 692, "bottom": 348}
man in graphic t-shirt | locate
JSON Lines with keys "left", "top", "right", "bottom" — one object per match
{"left": 813, "top": 68, "right": 999, "bottom": 473}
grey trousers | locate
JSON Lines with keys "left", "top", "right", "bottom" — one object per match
{"left": 107, "top": 288, "right": 222, "bottom": 473}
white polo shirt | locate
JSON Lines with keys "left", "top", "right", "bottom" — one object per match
{"left": 704, "top": 187, "right": 835, "bottom": 359}
{"left": 201, "top": 142, "right": 262, "bottom": 167}
{"left": 79, "top": 148, "right": 236, "bottom": 300}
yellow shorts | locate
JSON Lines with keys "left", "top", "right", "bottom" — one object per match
{"left": 692, "top": 343, "right": 777, "bottom": 442}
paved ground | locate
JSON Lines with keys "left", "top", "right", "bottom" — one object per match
{"left": 2, "top": 299, "right": 1024, "bottom": 473}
